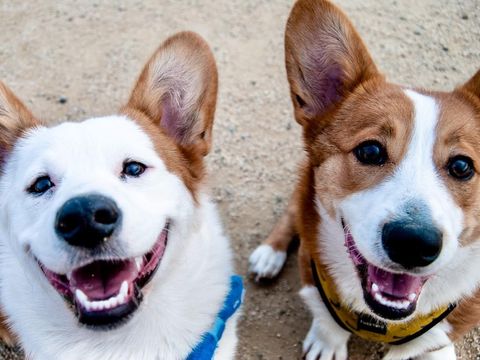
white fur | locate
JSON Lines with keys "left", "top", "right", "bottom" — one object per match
{"left": 307, "top": 91, "right": 480, "bottom": 359}
{"left": 0, "top": 116, "right": 238, "bottom": 359}
{"left": 383, "top": 321, "right": 452, "bottom": 360}
{"left": 212, "top": 312, "right": 240, "bottom": 360}
{"left": 300, "top": 286, "right": 350, "bottom": 360}
{"left": 317, "top": 91, "right": 480, "bottom": 314}
{"left": 248, "top": 244, "right": 287, "bottom": 281}
{"left": 415, "top": 344, "right": 456, "bottom": 360}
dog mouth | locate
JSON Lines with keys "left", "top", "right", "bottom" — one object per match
{"left": 343, "top": 221, "right": 426, "bottom": 320}
{"left": 37, "top": 224, "right": 169, "bottom": 329}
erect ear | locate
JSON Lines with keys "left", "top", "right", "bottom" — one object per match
{"left": 460, "top": 69, "right": 480, "bottom": 99}
{"left": 125, "top": 31, "right": 218, "bottom": 157}
{"left": 0, "top": 82, "right": 38, "bottom": 165}
{"left": 285, "top": 0, "right": 381, "bottom": 126}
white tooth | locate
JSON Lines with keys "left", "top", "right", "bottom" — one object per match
{"left": 75, "top": 289, "right": 88, "bottom": 305}
{"left": 372, "top": 283, "right": 379, "bottom": 292}
{"left": 118, "top": 293, "right": 126, "bottom": 305}
{"left": 67, "top": 272, "right": 72, "bottom": 280}
{"left": 408, "top": 293, "right": 416, "bottom": 301}
{"left": 75, "top": 281, "right": 131, "bottom": 312}
{"left": 110, "top": 298, "right": 118, "bottom": 309}
{"left": 135, "top": 257, "right": 144, "bottom": 271}
{"left": 374, "top": 290, "right": 411, "bottom": 310}
{"left": 120, "top": 281, "right": 129, "bottom": 298}
{"left": 99, "top": 301, "right": 107, "bottom": 311}
{"left": 108, "top": 297, "right": 115, "bottom": 309}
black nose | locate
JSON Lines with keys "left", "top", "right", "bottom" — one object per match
{"left": 55, "top": 194, "right": 121, "bottom": 249}
{"left": 382, "top": 220, "right": 442, "bottom": 269}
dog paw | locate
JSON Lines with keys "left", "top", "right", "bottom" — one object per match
{"left": 248, "top": 244, "right": 286, "bottom": 281}
{"left": 302, "top": 321, "right": 348, "bottom": 360}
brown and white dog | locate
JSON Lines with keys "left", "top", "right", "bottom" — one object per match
{"left": 0, "top": 32, "right": 240, "bottom": 359}
{"left": 249, "top": 1, "right": 480, "bottom": 359}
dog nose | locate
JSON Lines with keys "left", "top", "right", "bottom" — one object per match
{"left": 55, "top": 194, "right": 121, "bottom": 248}
{"left": 382, "top": 220, "right": 442, "bottom": 269}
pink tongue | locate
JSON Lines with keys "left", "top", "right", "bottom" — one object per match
{"left": 71, "top": 260, "right": 139, "bottom": 300}
{"left": 368, "top": 264, "right": 422, "bottom": 298}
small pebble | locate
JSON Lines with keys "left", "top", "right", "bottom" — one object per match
{"left": 58, "top": 96, "right": 68, "bottom": 104}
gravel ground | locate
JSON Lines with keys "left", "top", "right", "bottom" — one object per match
{"left": 0, "top": 0, "right": 479, "bottom": 359}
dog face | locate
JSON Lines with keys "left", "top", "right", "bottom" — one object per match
{"left": 286, "top": 0, "right": 480, "bottom": 320}
{"left": 0, "top": 32, "right": 217, "bottom": 329}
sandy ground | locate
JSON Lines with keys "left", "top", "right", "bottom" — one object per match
{"left": 0, "top": 0, "right": 479, "bottom": 359}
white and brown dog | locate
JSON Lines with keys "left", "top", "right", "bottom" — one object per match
{"left": 249, "top": 1, "right": 480, "bottom": 359}
{"left": 0, "top": 32, "right": 242, "bottom": 359}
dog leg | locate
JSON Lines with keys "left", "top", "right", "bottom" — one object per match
{"left": 300, "top": 286, "right": 350, "bottom": 360}
{"left": 383, "top": 321, "right": 453, "bottom": 360}
{"left": 248, "top": 192, "right": 298, "bottom": 280}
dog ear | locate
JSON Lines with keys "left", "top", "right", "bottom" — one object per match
{"left": 285, "top": 0, "right": 380, "bottom": 126}
{"left": 0, "top": 82, "right": 38, "bottom": 164}
{"left": 125, "top": 31, "right": 218, "bottom": 157}
{"left": 461, "top": 70, "right": 480, "bottom": 99}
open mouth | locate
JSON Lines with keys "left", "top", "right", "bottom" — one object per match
{"left": 37, "top": 224, "right": 169, "bottom": 328}
{"left": 343, "top": 221, "right": 426, "bottom": 320}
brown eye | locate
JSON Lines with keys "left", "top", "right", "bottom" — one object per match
{"left": 354, "top": 141, "right": 388, "bottom": 166}
{"left": 448, "top": 156, "right": 474, "bottom": 181}
{"left": 27, "top": 176, "right": 54, "bottom": 195}
{"left": 122, "top": 161, "right": 146, "bottom": 178}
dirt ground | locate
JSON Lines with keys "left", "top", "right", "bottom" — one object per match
{"left": 0, "top": 0, "right": 479, "bottom": 359}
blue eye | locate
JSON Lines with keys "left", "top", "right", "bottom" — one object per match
{"left": 122, "top": 161, "right": 147, "bottom": 178}
{"left": 28, "top": 176, "right": 54, "bottom": 195}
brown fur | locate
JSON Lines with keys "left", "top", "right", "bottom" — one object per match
{"left": 282, "top": 0, "right": 416, "bottom": 273}
{"left": 0, "top": 82, "right": 40, "bottom": 167}
{"left": 434, "top": 90, "right": 480, "bottom": 246}
{"left": 0, "top": 82, "right": 40, "bottom": 346}
{"left": 122, "top": 31, "right": 218, "bottom": 199}
{"left": 437, "top": 78, "right": 480, "bottom": 340}
{"left": 448, "top": 286, "right": 480, "bottom": 341}
{"left": 260, "top": 0, "right": 480, "bottom": 351}
{"left": 262, "top": 185, "right": 300, "bottom": 253}
{"left": 284, "top": 0, "right": 379, "bottom": 130}
{"left": 312, "top": 82, "right": 414, "bottom": 217}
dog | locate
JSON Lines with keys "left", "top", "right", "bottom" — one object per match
{"left": 0, "top": 31, "right": 242, "bottom": 359}
{"left": 249, "top": 1, "right": 480, "bottom": 359}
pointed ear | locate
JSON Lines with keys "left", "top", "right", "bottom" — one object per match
{"left": 125, "top": 31, "right": 218, "bottom": 156}
{"left": 285, "top": 0, "right": 381, "bottom": 125}
{"left": 460, "top": 69, "right": 480, "bottom": 98}
{"left": 0, "top": 82, "right": 38, "bottom": 164}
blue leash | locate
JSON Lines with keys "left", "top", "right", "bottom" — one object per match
{"left": 186, "top": 275, "right": 244, "bottom": 360}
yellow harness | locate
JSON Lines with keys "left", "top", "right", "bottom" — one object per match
{"left": 311, "top": 260, "right": 455, "bottom": 345}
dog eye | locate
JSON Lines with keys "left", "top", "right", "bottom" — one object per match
{"left": 354, "top": 141, "right": 387, "bottom": 166}
{"left": 122, "top": 161, "right": 147, "bottom": 178}
{"left": 448, "top": 156, "right": 474, "bottom": 181}
{"left": 27, "top": 176, "right": 54, "bottom": 195}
